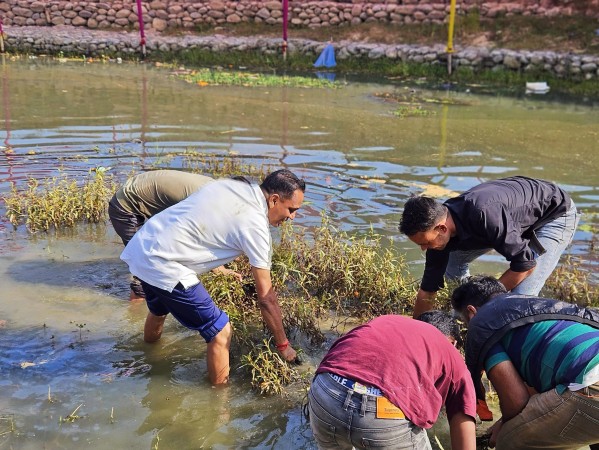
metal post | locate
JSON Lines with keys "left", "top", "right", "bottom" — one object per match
{"left": 446, "top": 0, "right": 457, "bottom": 75}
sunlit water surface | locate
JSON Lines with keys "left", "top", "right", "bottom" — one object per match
{"left": 1, "top": 58, "right": 598, "bottom": 449}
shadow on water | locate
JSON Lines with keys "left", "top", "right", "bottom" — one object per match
{"left": 6, "top": 258, "right": 130, "bottom": 298}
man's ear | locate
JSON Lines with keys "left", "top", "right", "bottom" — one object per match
{"left": 466, "top": 305, "right": 477, "bottom": 318}
{"left": 268, "top": 193, "right": 280, "bottom": 208}
{"left": 435, "top": 222, "right": 448, "bottom": 233}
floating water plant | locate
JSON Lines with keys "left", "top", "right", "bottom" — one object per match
{"left": 393, "top": 105, "right": 437, "bottom": 119}
{"left": 178, "top": 68, "right": 338, "bottom": 89}
{"left": 182, "top": 151, "right": 272, "bottom": 180}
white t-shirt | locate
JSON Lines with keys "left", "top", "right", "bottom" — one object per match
{"left": 121, "top": 179, "right": 272, "bottom": 292}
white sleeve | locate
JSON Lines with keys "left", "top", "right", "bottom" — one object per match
{"left": 238, "top": 225, "right": 272, "bottom": 270}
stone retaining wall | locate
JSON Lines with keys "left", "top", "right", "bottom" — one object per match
{"left": 1, "top": 0, "right": 598, "bottom": 31}
{"left": 4, "top": 26, "right": 599, "bottom": 81}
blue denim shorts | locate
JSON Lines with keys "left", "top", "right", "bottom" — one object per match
{"left": 141, "top": 280, "right": 229, "bottom": 343}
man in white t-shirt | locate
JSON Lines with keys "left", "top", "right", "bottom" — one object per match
{"left": 121, "top": 169, "right": 305, "bottom": 385}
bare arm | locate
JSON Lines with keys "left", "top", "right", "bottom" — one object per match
{"left": 498, "top": 267, "right": 535, "bottom": 291}
{"left": 251, "top": 267, "right": 297, "bottom": 362}
{"left": 487, "top": 360, "right": 530, "bottom": 421}
{"left": 449, "top": 412, "right": 476, "bottom": 450}
{"left": 413, "top": 288, "right": 437, "bottom": 318}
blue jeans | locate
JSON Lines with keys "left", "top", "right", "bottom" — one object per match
{"left": 445, "top": 201, "right": 579, "bottom": 295}
{"left": 308, "top": 373, "right": 431, "bottom": 450}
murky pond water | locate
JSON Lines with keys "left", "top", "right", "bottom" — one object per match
{"left": 1, "top": 57, "right": 598, "bottom": 449}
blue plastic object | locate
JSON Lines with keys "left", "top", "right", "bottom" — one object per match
{"left": 314, "top": 44, "right": 336, "bottom": 68}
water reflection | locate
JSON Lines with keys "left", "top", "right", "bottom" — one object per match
{"left": 0, "top": 58, "right": 597, "bottom": 449}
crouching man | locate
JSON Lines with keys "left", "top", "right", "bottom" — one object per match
{"left": 121, "top": 169, "right": 305, "bottom": 385}
{"left": 308, "top": 312, "right": 476, "bottom": 450}
{"left": 452, "top": 276, "right": 599, "bottom": 450}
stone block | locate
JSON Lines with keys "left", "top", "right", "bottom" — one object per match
{"left": 265, "top": 1, "right": 282, "bottom": 11}
{"left": 31, "top": 2, "right": 45, "bottom": 13}
{"left": 256, "top": 7, "right": 271, "bottom": 19}
{"left": 227, "top": 13, "right": 241, "bottom": 22}
{"left": 72, "top": 16, "right": 87, "bottom": 26}
{"left": 149, "top": 1, "right": 166, "bottom": 11}
{"left": 116, "top": 9, "right": 132, "bottom": 18}
{"left": 152, "top": 17, "right": 167, "bottom": 30}
{"left": 13, "top": 7, "right": 33, "bottom": 17}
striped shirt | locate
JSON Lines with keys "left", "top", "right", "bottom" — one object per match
{"left": 484, "top": 320, "right": 599, "bottom": 394}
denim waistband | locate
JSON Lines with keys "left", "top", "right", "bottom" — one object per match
{"left": 328, "top": 373, "right": 383, "bottom": 397}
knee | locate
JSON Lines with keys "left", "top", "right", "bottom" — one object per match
{"left": 212, "top": 322, "right": 232, "bottom": 348}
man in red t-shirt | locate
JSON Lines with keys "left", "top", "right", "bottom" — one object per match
{"left": 309, "top": 312, "right": 476, "bottom": 450}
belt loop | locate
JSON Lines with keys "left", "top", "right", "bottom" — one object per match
{"left": 343, "top": 389, "right": 353, "bottom": 410}
{"left": 360, "top": 394, "right": 367, "bottom": 417}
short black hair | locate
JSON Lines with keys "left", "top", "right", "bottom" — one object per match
{"left": 450, "top": 275, "right": 507, "bottom": 312}
{"left": 260, "top": 169, "right": 306, "bottom": 200}
{"left": 399, "top": 195, "right": 447, "bottom": 236}
{"left": 417, "top": 310, "right": 461, "bottom": 346}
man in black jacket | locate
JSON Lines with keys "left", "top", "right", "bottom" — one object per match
{"left": 399, "top": 176, "right": 578, "bottom": 318}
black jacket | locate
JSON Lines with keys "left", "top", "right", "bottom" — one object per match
{"left": 422, "top": 176, "right": 571, "bottom": 292}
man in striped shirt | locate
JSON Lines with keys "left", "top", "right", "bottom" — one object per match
{"left": 451, "top": 276, "right": 599, "bottom": 450}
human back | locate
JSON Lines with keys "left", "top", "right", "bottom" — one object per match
{"left": 115, "top": 169, "right": 214, "bottom": 218}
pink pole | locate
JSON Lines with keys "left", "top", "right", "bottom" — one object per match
{"left": 282, "top": 0, "right": 288, "bottom": 60}
{"left": 135, "top": 0, "right": 146, "bottom": 57}
{"left": 0, "top": 16, "right": 5, "bottom": 53}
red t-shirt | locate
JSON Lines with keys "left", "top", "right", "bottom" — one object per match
{"left": 316, "top": 315, "right": 476, "bottom": 429}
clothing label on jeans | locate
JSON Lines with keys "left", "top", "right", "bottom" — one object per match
{"left": 376, "top": 397, "right": 405, "bottom": 419}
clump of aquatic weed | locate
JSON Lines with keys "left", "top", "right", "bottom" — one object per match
{"left": 182, "top": 150, "right": 272, "bottom": 180}
{"left": 3, "top": 169, "right": 117, "bottom": 232}
{"left": 199, "top": 215, "right": 416, "bottom": 394}
{"left": 177, "top": 68, "right": 338, "bottom": 89}
{"left": 240, "top": 338, "right": 296, "bottom": 395}
{"left": 274, "top": 214, "right": 417, "bottom": 321}
{"left": 393, "top": 105, "right": 437, "bottom": 119}
{"left": 543, "top": 256, "right": 599, "bottom": 307}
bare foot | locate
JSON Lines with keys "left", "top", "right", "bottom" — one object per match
{"left": 0, "top": 320, "right": 6, "bottom": 328}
